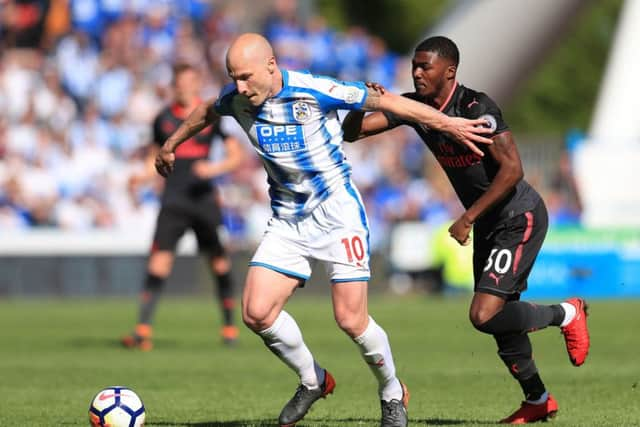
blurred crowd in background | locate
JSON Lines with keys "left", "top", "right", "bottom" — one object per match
{"left": 0, "top": 0, "right": 583, "bottom": 253}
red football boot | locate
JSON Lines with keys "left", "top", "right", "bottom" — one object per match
{"left": 221, "top": 325, "right": 239, "bottom": 345}
{"left": 121, "top": 324, "right": 153, "bottom": 351}
{"left": 561, "top": 298, "right": 590, "bottom": 366}
{"left": 500, "top": 394, "right": 559, "bottom": 424}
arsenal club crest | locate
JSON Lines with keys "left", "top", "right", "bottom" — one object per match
{"left": 292, "top": 101, "right": 311, "bottom": 123}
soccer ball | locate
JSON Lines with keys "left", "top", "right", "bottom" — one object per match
{"left": 89, "top": 386, "right": 146, "bottom": 427}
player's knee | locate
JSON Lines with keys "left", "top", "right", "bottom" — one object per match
{"left": 242, "top": 311, "right": 266, "bottom": 332}
{"left": 469, "top": 306, "right": 498, "bottom": 332}
{"left": 334, "top": 311, "right": 367, "bottom": 338}
{"left": 148, "top": 252, "right": 173, "bottom": 277}
{"left": 242, "top": 304, "right": 275, "bottom": 332}
{"left": 211, "top": 256, "right": 230, "bottom": 275}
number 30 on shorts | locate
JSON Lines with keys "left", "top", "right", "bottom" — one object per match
{"left": 341, "top": 236, "right": 365, "bottom": 263}
{"left": 483, "top": 248, "right": 513, "bottom": 274}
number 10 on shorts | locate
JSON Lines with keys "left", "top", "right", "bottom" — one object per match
{"left": 341, "top": 236, "right": 365, "bottom": 263}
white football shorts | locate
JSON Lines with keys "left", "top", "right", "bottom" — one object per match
{"left": 249, "top": 182, "right": 371, "bottom": 283}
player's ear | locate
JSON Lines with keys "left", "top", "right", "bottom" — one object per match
{"left": 267, "top": 56, "right": 276, "bottom": 74}
{"left": 446, "top": 64, "right": 457, "bottom": 79}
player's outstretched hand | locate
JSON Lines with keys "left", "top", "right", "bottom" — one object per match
{"left": 365, "top": 81, "right": 386, "bottom": 94}
{"left": 449, "top": 215, "right": 473, "bottom": 246}
{"left": 444, "top": 117, "right": 494, "bottom": 156}
{"left": 155, "top": 147, "right": 175, "bottom": 177}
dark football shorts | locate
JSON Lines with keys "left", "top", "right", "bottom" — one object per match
{"left": 472, "top": 200, "right": 548, "bottom": 299}
{"left": 152, "top": 199, "right": 225, "bottom": 257}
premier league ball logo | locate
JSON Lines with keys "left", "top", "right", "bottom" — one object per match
{"left": 292, "top": 101, "right": 311, "bottom": 123}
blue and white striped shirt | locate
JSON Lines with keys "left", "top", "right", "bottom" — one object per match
{"left": 215, "top": 69, "right": 368, "bottom": 219}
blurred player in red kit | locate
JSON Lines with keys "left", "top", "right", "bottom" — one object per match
{"left": 122, "top": 63, "right": 244, "bottom": 350}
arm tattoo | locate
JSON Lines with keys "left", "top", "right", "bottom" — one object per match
{"left": 362, "top": 87, "right": 381, "bottom": 111}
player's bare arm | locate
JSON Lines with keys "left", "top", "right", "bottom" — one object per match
{"left": 342, "top": 110, "right": 392, "bottom": 142}
{"left": 448, "top": 131, "right": 523, "bottom": 245}
{"left": 365, "top": 88, "right": 493, "bottom": 156}
{"left": 155, "top": 99, "right": 220, "bottom": 177}
{"left": 192, "top": 135, "right": 244, "bottom": 179}
{"left": 342, "top": 85, "right": 388, "bottom": 141}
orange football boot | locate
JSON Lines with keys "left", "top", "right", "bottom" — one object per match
{"left": 500, "top": 394, "right": 559, "bottom": 424}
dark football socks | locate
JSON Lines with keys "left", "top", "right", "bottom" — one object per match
{"left": 213, "top": 270, "right": 235, "bottom": 326}
{"left": 495, "top": 333, "right": 546, "bottom": 401}
{"left": 476, "top": 301, "right": 565, "bottom": 335}
{"left": 138, "top": 273, "right": 165, "bottom": 326}
{"left": 477, "top": 301, "right": 564, "bottom": 402}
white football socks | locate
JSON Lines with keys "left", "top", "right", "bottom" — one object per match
{"left": 353, "top": 316, "right": 403, "bottom": 401}
{"left": 526, "top": 391, "right": 549, "bottom": 405}
{"left": 560, "top": 302, "right": 577, "bottom": 327}
{"left": 259, "top": 310, "right": 323, "bottom": 389}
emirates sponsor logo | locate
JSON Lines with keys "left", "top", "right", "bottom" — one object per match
{"left": 436, "top": 153, "right": 482, "bottom": 168}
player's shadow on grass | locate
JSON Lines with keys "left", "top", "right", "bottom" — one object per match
{"left": 64, "top": 337, "right": 181, "bottom": 349}
{"left": 148, "top": 417, "right": 496, "bottom": 426}
{"left": 63, "top": 337, "right": 124, "bottom": 349}
{"left": 415, "top": 418, "right": 496, "bottom": 425}
{"left": 305, "top": 417, "right": 496, "bottom": 425}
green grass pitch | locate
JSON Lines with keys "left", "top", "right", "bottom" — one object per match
{"left": 1, "top": 296, "right": 639, "bottom": 426}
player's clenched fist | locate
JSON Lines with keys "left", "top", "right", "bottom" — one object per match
{"left": 155, "top": 147, "right": 175, "bottom": 177}
{"left": 448, "top": 215, "right": 473, "bottom": 246}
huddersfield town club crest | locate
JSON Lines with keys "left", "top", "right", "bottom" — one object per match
{"left": 292, "top": 101, "right": 311, "bottom": 123}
